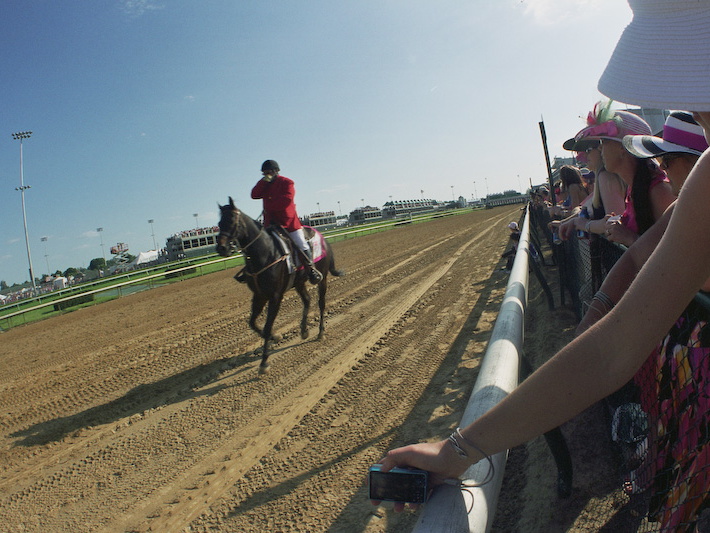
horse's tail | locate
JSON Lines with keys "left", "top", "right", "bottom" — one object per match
{"left": 326, "top": 241, "right": 345, "bottom": 277}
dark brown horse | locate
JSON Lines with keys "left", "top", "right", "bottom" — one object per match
{"left": 215, "top": 197, "right": 344, "bottom": 373}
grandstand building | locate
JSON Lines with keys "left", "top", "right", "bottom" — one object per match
{"left": 303, "top": 210, "right": 337, "bottom": 230}
{"left": 166, "top": 226, "right": 220, "bottom": 261}
{"left": 382, "top": 199, "right": 438, "bottom": 218}
{"left": 349, "top": 206, "right": 383, "bottom": 224}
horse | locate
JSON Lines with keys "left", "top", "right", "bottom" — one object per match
{"left": 215, "top": 197, "right": 344, "bottom": 373}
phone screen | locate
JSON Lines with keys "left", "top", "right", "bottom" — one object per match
{"left": 369, "top": 466, "right": 428, "bottom": 503}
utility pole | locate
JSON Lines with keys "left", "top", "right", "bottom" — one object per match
{"left": 12, "top": 131, "right": 37, "bottom": 293}
{"left": 148, "top": 219, "right": 157, "bottom": 250}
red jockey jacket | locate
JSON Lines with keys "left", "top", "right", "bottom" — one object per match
{"left": 251, "top": 174, "right": 303, "bottom": 231}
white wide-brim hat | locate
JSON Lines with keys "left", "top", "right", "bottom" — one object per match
{"left": 598, "top": 0, "right": 710, "bottom": 111}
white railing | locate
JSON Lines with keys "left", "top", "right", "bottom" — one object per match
{"left": 413, "top": 207, "right": 531, "bottom": 532}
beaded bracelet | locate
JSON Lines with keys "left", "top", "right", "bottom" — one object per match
{"left": 592, "top": 290, "right": 615, "bottom": 313}
{"left": 446, "top": 428, "right": 496, "bottom": 488}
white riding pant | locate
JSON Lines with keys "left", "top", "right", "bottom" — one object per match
{"left": 289, "top": 228, "right": 310, "bottom": 252}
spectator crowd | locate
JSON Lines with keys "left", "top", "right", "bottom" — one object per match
{"left": 372, "top": 2, "right": 710, "bottom": 531}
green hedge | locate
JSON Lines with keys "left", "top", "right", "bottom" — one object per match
{"left": 53, "top": 293, "right": 95, "bottom": 311}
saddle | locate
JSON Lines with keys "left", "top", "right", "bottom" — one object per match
{"left": 234, "top": 226, "right": 324, "bottom": 283}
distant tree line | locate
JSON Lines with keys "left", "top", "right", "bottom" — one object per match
{"left": 1, "top": 254, "right": 136, "bottom": 294}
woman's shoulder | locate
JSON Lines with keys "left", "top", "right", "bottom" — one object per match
{"left": 597, "top": 170, "right": 626, "bottom": 193}
{"left": 570, "top": 182, "right": 587, "bottom": 194}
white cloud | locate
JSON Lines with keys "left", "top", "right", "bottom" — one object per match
{"left": 120, "top": 0, "right": 164, "bottom": 18}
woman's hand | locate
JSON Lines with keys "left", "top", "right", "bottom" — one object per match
{"left": 605, "top": 218, "right": 638, "bottom": 247}
{"left": 370, "top": 438, "right": 471, "bottom": 511}
{"left": 558, "top": 217, "right": 577, "bottom": 240}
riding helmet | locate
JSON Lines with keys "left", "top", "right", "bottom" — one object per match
{"left": 261, "top": 160, "right": 280, "bottom": 172}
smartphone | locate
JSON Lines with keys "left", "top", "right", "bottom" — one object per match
{"left": 368, "top": 464, "right": 429, "bottom": 503}
{"left": 608, "top": 215, "right": 621, "bottom": 223}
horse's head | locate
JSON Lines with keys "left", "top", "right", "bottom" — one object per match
{"left": 215, "top": 196, "right": 240, "bottom": 257}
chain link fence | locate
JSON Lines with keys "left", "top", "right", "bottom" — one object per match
{"left": 530, "top": 203, "right": 709, "bottom": 532}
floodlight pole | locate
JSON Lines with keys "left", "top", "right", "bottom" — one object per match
{"left": 12, "top": 131, "right": 37, "bottom": 294}
{"left": 41, "top": 236, "right": 50, "bottom": 274}
{"left": 148, "top": 219, "right": 157, "bottom": 250}
{"left": 97, "top": 227, "right": 106, "bottom": 265}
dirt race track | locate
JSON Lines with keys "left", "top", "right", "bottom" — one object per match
{"left": 0, "top": 206, "right": 635, "bottom": 532}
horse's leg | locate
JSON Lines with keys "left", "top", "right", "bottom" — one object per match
{"left": 259, "top": 294, "right": 284, "bottom": 374}
{"left": 316, "top": 269, "right": 328, "bottom": 341}
{"left": 294, "top": 281, "right": 311, "bottom": 339}
{"left": 249, "top": 295, "right": 267, "bottom": 339}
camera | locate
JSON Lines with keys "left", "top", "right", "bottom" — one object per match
{"left": 368, "top": 464, "right": 429, "bottom": 504}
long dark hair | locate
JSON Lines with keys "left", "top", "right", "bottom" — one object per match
{"left": 632, "top": 159, "right": 660, "bottom": 234}
{"left": 559, "top": 165, "right": 583, "bottom": 189}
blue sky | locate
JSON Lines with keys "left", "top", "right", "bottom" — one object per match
{"left": 0, "top": 0, "right": 630, "bottom": 285}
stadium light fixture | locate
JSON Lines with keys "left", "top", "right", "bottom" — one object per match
{"left": 148, "top": 219, "right": 157, "bottom": 250}
{"left": 96, "top": 227, "right": 106, "bottom": 265}
{"left": 12, "top": 131, "right": 37, "bottom": 293}
{"left": 41, "top": 236, "right": 50, "bottom": 274}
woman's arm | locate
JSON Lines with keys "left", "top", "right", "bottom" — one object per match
{"left": 597, "top": 170, "right": 627, "bottom": 216}
{"left": 569, "top": 183, "right": 589, "bottom": 207}
{"left": 379, "top": 153, "right": 710, "bottom": 484}
{"left": 569, "top": 215, "right": 610, "bottom": 236}
{"left": 576, "top": 204, "right": 674, "bottom": 335}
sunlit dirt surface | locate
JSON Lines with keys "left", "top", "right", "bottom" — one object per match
{"left": 0, "top": 206, "right": 644, "bottom": 532}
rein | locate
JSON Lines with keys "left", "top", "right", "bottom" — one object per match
{"left": 221, "top": 207, "right": 289, "bottom": 284}
{"left": 223, "top": 208, "right": 265, "bottom": 253}
{"left": 240, "top": 255, "right": 288, "bottom": 280}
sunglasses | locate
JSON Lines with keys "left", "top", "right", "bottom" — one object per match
{"left": 660, "top": 153, "right": 684, "bottom": 169}
{"left": 584, "top": 144, "right": 601, "bottom": 153}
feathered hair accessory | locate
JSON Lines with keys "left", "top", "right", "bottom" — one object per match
{"left": 576, "top": 99, "right": 621, "bottom": 140}
{"left": 587, "top": 98, "right": 617, "bottom": 126}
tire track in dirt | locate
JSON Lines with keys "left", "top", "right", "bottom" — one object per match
{"left": 127, "top": 216, "right": 501, "bottom": 532}
{"left": 187, "top": 213, "right": 511, "bottom": 532}
{"left": 0, "top": 207, "right": 519, "bottom": 532}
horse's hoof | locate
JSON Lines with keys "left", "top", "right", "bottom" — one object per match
{"left": 258, "top": 364, "right": 270, "bottom": 375}
{"left": 301, "top": 330, "right": 309, "bottom": 340}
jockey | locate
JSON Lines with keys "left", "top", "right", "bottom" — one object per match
{"left": 251, "top": 160, "right": 323, "bottom": 284}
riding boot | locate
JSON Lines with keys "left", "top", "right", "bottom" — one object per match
{"left": 301, "top": 248, "right": 323, "bottom": 284}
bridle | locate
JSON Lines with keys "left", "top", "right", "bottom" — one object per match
{"left": 219, "top": 207, "right": 264, "bottom": 253}
{"left": 219, "top": 207, "right": 288, "bottom": 284}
